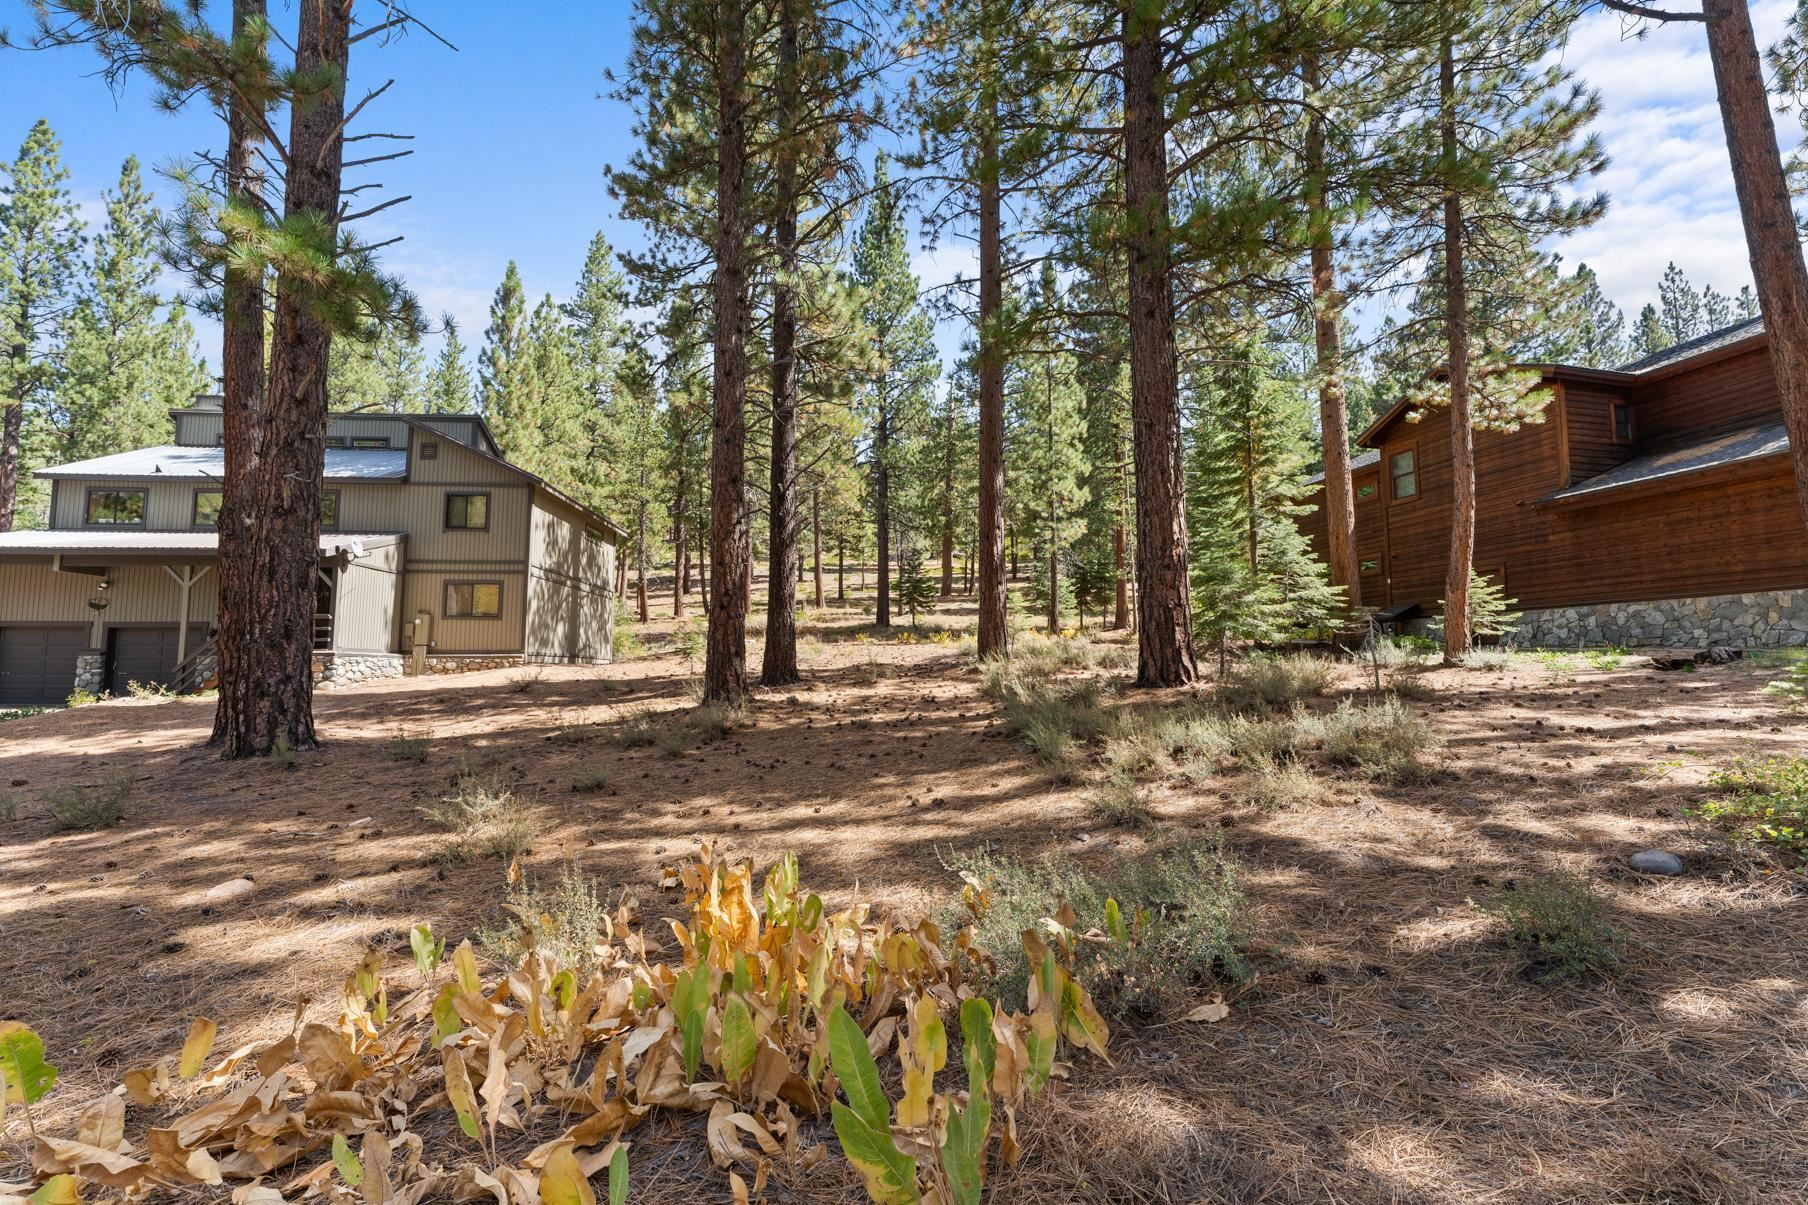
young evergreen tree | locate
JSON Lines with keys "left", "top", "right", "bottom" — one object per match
{"left": 425, "top": 317, "right": 475, "bottom": 414}
{"left": 0, "top": 119, "right": 85, "bottom": 532}
{"left": 1702, "top": 283, "right": 1733, "bottom": 330}
{"left": 479, "top": 261, "right": 526, "bottom": 421}
{"left": 327, "top": 321, "right": 428, "bottom": 411}
{"left": 1736, "top": 284, "right": 1759, "bottom": 319}
{"left": 892, "top": 539, "right": 939, "bottom": 631}
{"left": 60, "top": 156, "right": 208, "bottom": 461}
{"left": 1632, "top": 302, "right": 1671, "bottom": 358}
{"left": 847, "top": 155, "right": 937, "bottom": 628}
{"left": 1187, "top": 340, "right": 1342, "bottom": 671}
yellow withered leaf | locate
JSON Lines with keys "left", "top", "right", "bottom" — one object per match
{"left": 442, "top": 1050, "right": 481, "bottom": 1142}
{"left": 537, "top": 1142, "right": 596, "bottom": 1205}
{"left": 1179, "top": 998, "right": 1231, "bottom": 1025}
{"left": 452, "top": 940, "right": 482, "bottom": 996}
{"left": 28, "top": 1175, "right": 82, "bottom": 1205}
{"left": 178, "top": 1017, "right": 218, "bottom": 1079}
{"left": 74, "top": 1094, "right": 125, "bottom": 1153}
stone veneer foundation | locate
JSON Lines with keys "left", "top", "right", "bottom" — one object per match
{"left": 1511, "top": 589, "right": 1808, "bottom": 649}
{"left": 312, "top": 652, "right": 407, "bottom": 687}
{"left": 73, "top": 653, "right": 105, "bottom": 695}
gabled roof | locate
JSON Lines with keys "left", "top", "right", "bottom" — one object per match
{"left": 392, "top": 417, "right": 630, "bottom": 542}
{"left": 1305, "top": 448, "right": 1379, "bottom": 487}
{"left": 37, "top": 446, "right": 407, "bottom": 481}
{"left": 1613, "top": 316, "right": 1765, "bottom": 374}
{"left": 1536, "top": 420, "right": 1789, "bottom": 508}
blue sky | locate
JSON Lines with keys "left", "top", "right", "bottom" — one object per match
{"left": 1, "top": 0, "right": 1799, "bottom": 374}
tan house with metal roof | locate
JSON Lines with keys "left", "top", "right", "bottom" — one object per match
{"left": 0, "top": 398, "right": 624, "bottom": 706}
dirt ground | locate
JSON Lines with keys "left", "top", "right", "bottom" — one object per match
{"left": 3, "top": 586, "right": 1806, "bottom": 1204}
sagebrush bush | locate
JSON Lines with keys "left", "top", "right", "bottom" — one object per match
{"left": 478, "top": 862, "right": 611, "bottom": 973}
{"left": 1460, "top": 646, "right": 1515, "bottom": 671}
{"left": 1301, "top": 696, "right": 1440, "bottom": 784}
{"left": 945, "top": 840, "right": 1252, "bottom": 1019}
{"left": 48, "top": 775, "right": 130, "bottom": 832}
{"left": 1087, "top": 772, "right": 1153, "bottom": 826}
{"left": 1477, "top": 870, "right": 1624, "bottom": 983}
{"left": 614, "top": 709, "right": 663, "bottom": 748}
{"left": 1238, "top": 755, "right": 1321, "bottom": 810}
{"left": 570, "top": 765, "right": 612, "bottom": 792}
{"left": 125, "top": 680, "right": 174, "bottom": 701}
{"left": 1218, "top": 654, "right": 1336, "bottom": 712}
{"left": 423, "top": 776, "right": 538, "bottom": 862}
{"left": 388, "top": 733, "right": 430, "bottom": 762}
{"left": 1002, "top": 681, "right": 1113, "bottom": 780}
{"left": 1360, "top": 636, "right": 1436, "bottom": 671}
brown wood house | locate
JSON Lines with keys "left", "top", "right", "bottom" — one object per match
{"left": 1299, "top": 317, "right": 1808, "bottom": 648}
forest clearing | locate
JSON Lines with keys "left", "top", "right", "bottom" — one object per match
{"left": 4, "top": 580, "right": 1806, "bottom": 1203}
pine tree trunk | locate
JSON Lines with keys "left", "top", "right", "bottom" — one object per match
{"left": 976, "top": 98, "right": 1008, "bottom": 657}
{"left": 1113, "top": 436, "right": 1129, "bottom": 629}
{"left": 209, "top": 0, "right": 269, "bottom": 749}
{"left": 1303, "top": 54, "right": 1360, "bottom": 614}
{"left": 636, "top": 503, "right": 649, "bottom": 623}
{"left": 0, "top": 401, "right": 20, "bottom": 532}
{"left": 812, "top": 487, "right": 824, "bottom": 607}
{"left": 217, "top": 0, "right": 347, "bottom": 756}
{"left": 1046, "top": 371, "right": 1059, "bottom": 634}
{"left": 1439, "top": 36, "right": 1475, "bottom": 666}
{"left": 939, "top": 406, "right": 955, "bottom": 596}
{"left": 673, "top": 489, "right": 687, "bottom": 617}
{"left": 705, "top": 0, "right": 751, "bottom": 703}
{"left": 1123, "top": 7, "right": 1197, "bottom": 687}
{"left": 1702, "top": 0, "right": 1808, "bottom": 537}
{"left": 837, "top": 537, "right": 845, "bottom": 601}
{"left": 761, "top": 9, "right": 801, "bottom": 688}
{"left": 875, "top": 414, "right": 892, "bottom": 627}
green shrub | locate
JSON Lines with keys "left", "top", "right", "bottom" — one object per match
{"left": 612, "top": 619, "right": 647, "bottom": 659}
{"left": 570, "top": 765, "right": 612, "bottom": 792}
{"left": 479, "top": 862, "right": 612, "bottom": 973}
{"left": 1002, "top": 681, "right": 1113, "bottom": 780}
{"left": 614, "top": 709, "right": 663, "bottom": 748}
{"left": 1238, "top": 755, "right": 1320, "bottom": 810}
{"left": 388, "top": 733, "right": 430, "bottom": 763}
{"left": 1087, "top": 772, "right": 1153, "bottom": 826}
{"left": 1301, "top": 696, "right": 1440, "bottom": 783}
{"left": 270, "top": 736, "right": 297, "bottom": 769}
{"left": 0, "top": 706, "right": 49, "bottom": 724}
{"left": 1696, "top": 757, "right": 1808, "bottom": 858}
{"left": 1462, "top": 646, "right": 1515, "bottom": 671}
{"left": 1218, "top": 654, "right": 1336, "bottom": 712}
{"left": 1477, "top": 870, "right": 1624, "bottom": 983}
{"left": 946, "top": 840, "right": 1252, "bottom": 1020}
{"left": 48, "top": 775, "right": 131, "bottom": 832}
{"left": 422, "top": 776, "right": 539, "bottom": 862}
{"left": 65, "top": 688, "right": 100, "bottom": 708}
{"left": 674, "top": 622, "right": 705, "bottom": 671}
{"left": 1762, "top": 662, "right": 1808, "bottom": 710}
{"left": 125, "top": 680, "right": 174, "bottom": 700}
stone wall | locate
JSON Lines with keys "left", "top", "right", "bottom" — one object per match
{"left": 1513, "top": 589, "right": 1808, "bottom": 649}
{"left": 419, "top": 654, "right": 523, "bottom": 675}
{"left": 312, "top": 652, "right": 406, "bottom": 687}
{"left": 73, "top": 653, "right": 104, "bottom": 695}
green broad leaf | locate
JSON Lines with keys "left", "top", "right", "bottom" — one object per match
{"left": 830, "top": 1099, "right": 920, "bottom": 1205}
{"left": 0, "top": 1021, "right": 57, "bottom": 1106}
{"left": 672, "top": 968, "right": 707, "bottom": 1081}
{"left": 732, "top": 951, "right": 753, "bottom": 994}
{"left": 1024, "top": 1008, "right": 1057, "bottom": 1096}
{"left": 721, "top": 995, "right": 756, "bottom": 1083}
{"left": 959, "top": 997, "right": 996, "bottom": 1095}
{"left": 826, "top": 1004, "right": 892, "bottom": 1132}
{"left": 608, "top": 1143, "right": 628, "bottom": 1205}
{"left": 551, "top": 969, "right": 578, "bottom": 1012}
{"left": 410, "top": 923, "right": 443, "bottom": 977}
{"left": 799, "top": 892, "right": 823, "bottom": 930}
{"left": 941, "top": 1090, "right": 992, "bottom": 1205}
{"left": 332, "top": 1132, "right": 364, "bottom": 1187}
{"left": 630, "top": 976, "right": 652, "bottom": 1013}
{"left": 29, "top": 1175, "right": 80, "bottom": 1205}
{"left": 431, "top": 984, "right": 461, "bottom": 1048}
{"left": 1104, "top": 897, "right": 1126, "bottom": 945}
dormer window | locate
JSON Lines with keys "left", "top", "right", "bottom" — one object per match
{"left": 1612, "top": 403, "right": 1634, "bottom": 444}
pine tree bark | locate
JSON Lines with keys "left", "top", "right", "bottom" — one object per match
{"left": 939, "top": 405, "right": 955, "bottom": 596}
{"left": 760, "top": 6, "right": 801, "bottom": 687}
{"left": 812, "top": 487, "right": 824, "bottom": 607}
{"left": 705, "top": 0, "right": 751, "bottom": 703}
{"left": 1122, "top": 7, "right": 1197, "bottom": 687}
{"left": 217, "top": 0, "right": 348, "bottom": 755}
{"left": 1303, "top": 54, "right": 1360, "bottom": 614}
{"left": 875, "top": 412, "right": 892, "bottom": 627}
{"left": 1113, "top": 435, "right": 1130, "bottom": 629}
{"left": 672, "top": 486, "right": 687, "bottom": 617}
{"left": 1439, "top": 36, "right": 1475, "bottom": 665}
{"left": 208, "top": 0, "right": 269, "bottom": 749}
{"left": 0, "top": 397, "right": 20, "bottom": 532}
{"left": 975, "top": 56, "right": 1008, "bottom": 658}
{"left": 1701, "top": 0, "right": 1808, "bottom": 536}
{"left": 636, "top": 503, "right": 650, "bottom": 622}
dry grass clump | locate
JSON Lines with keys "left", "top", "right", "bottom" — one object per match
{"left": 570, "top": 764, "right": 612, "bottom": 792}
{"left": 614, "top": 708, "right": 664, "bottom": 748}
{"left": 946, "top": 839, "right": 1252, "bottom": 1020}
{"left": 46, "top": 774, "right": 131, "bottom": 832}
{"left": 1360, "top": 634, "right": 1438, "bottom": 670}
{"left": 1087, "top": 771, "right": 1154, "bottom": 826}
{"left": 1217, "top": 653, "right": 1336, "bottom": 712}
{"left": 1238, "top": 755, "right": 1322, "bottom": 809}
{"left": 478, "top": 861, "right": 612, "bottom": 972}
{"left": 1004, "top": 681, "right": 1115, "bottom": 781}
{"left": 1299, "top": 695, "right": 1441, "bottom": 784}
{"left": 1010, "top": 631, "right": 1134, "bottom": 676}
{"left": 1476, "top": 869, "right": 1625, "bottom": 983}
{"left": 386, "top": 731, "right": 430, "bottom": 762}
{"left": 421, "top": 774, "right": 539, "bottom": 862}
{"left": 1461, "top": 645, "right": 1516, "bottom": 671}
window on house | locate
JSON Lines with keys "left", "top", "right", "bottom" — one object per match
{"left": 85, "top": 489, "right": 145, "bottom": 526}
{"left": 324, "top": 436, "right": 349, "bottom": 448}
{"left": 585, "top": 527, "right": 604, "bottom": 544}
{"left": 193, "top": 489, "right": 223, "bottom": 528}
{"left": 1390, "top": 449, "right": 1418, "bottom": 500}
{"left": 445, "top": 492, "right": 489, "bottom": 530}
{"left": 420, "top": 441, "right": 439, "bottom": 460}
{"left": 1355, "top": 481, "right": 1378, "bottom": 501}
{"left": 444, "top": 581, "right": 502, "bottom": 619}
{"left": 320, "top": 490, "right": 341, "bottom": 530}
{"left": 1612, "top": 403, "right": 1634, "bottom": 443}
{"left": 351, "top": 436, "right": 390, "bottom": 449}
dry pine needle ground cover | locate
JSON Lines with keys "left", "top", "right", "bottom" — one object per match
{"left": 2, "top": 592, "right": 1806, "bottom": 1204}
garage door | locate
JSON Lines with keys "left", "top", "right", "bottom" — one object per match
{"left": 0, "top": 626, "right": 90, "bottom": 707}
{"left": 109, "top": 626, "right": 205, "bottom": 694}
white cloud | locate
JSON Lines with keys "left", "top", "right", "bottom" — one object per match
{"left": 1551, "top": 0, "right": 1803, "bottom": 310}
